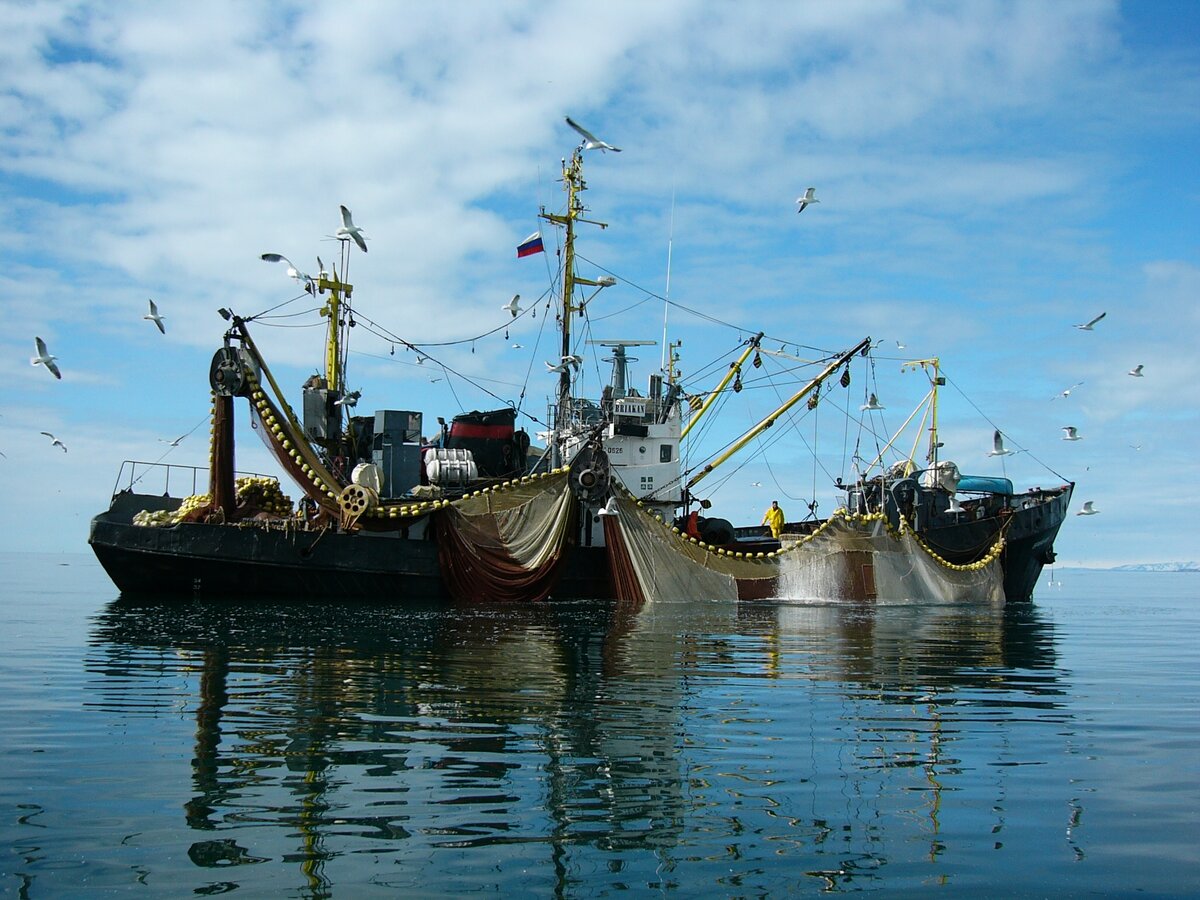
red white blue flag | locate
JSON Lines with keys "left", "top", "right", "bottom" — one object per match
{"left": 517, "top": 232, "right": 544, "bottom": 258}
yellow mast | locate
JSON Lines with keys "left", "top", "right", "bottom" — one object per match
{"left": 317, "top": 271, "right": 353, "bottom": 395}
{"left": 901, "top": 357, "right": 943, "bottom": 465}
{"left": 667, "top": 339, "right": 683, "bottom": 385}
{"left": 861, "top": 388, "right": 933, "bottom": 474}
{"left": 686, "top": 337, "right": 871, "bottom": 491}
{"left": 540, "top": 148, "right": 607, "bottom": 451}
{"left": 680, "top": 333, "right": 763, "bottom": 440}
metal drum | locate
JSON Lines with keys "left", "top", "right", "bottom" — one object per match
{"left": 425, "top": 448, "right": 478, "bottom": 486}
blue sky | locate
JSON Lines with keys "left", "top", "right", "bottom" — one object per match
{"left": 2, "top": 1, "right": 1197, "bottom": 567}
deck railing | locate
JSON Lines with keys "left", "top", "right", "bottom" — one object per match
{"left": 111, "top": 460, "right": 279, "bottom": 500}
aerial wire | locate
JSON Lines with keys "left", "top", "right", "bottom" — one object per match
{"left": 661, "top": 186, "right": 675, "bottom": 373}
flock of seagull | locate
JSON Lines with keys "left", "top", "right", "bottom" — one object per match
{"left": 29, "top": 297, "right": 168, "bottom": 454}
{"left": 987, "top": 310, "right": 1144, "bottom": 518}
{"left": 862, "top": 310, "right": 1133, "bottom": 522}
{"left": 29, "top": 300, "right": 168, "bottom": 454}
{"left": 20, "top": 113, "right": 1129, "bottom": 538}
{"left": 26, "top": 204, "right": 376, "bottom": 456}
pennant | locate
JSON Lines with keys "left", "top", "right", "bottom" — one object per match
{"left": 517, "top": 232, "right": 545, "bottom": 259}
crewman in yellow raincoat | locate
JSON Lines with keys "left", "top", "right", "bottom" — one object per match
{"left": 762, "top": 500, "right": 785, "bottom": 539}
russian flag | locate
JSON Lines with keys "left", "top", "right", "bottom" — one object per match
{"left": 516, "top": 231, "right": 545, "bottom": 259}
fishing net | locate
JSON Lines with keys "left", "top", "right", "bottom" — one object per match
{"left": 434, "top": 471, "right": 577, "bottom": 603}
{"left": 602, "top": 490, "right": 1003, "bottom": 603}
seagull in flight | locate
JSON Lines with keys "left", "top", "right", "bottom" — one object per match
{"left": 796, "top": 187, "right": 820, "bottom": 213}
{"left": 750, "top": 481, "right": 762, "bottom": 487}
{"left": 337, "top": 205, "right": 368, "bottom": 252}
{"left": 987, "top": 429, "right": 1015, "bottom": 457}
{"left": 1053, "top": 381, "right": 1084, "bottom": 400}
{"left": 144, "top": 299, "right": 166, "bottom": 334}
{"left": 1128, "top": 364, "right": 1144, "bottom": 377}
{"left": 1061, "top": 426, "right": 1082, "bottom": 441}
{"left": 511, "top": 343, "right": 524, "bottom": 349}
{"left": 562, "top": 354, "right": 583, "bottom": 371}
{"left": 31, "top": 337, "right": 61, "bottom": 380}
{"left": 158, "top": 434, "right": 186, "bottom": 447}
{"left": 861, "top": 393, "right": 885, "bottom": 411}
{"left": 1076, "top": 501, "right": 1099, "bottom": 516}
{"left": 1075, "top": 312, "right": 1106, "bottom": 331}
{"left": 334, "top": 390, "right": 361, "bottom": 408}
{"left": 260, "top": 253, "right": 315, "bottom": 293}
{"left": 40, "top": 431, "right": 67, "bottom": 452}
{"left": 546, "top": 360, "right": 571, "bottom": 375}
{"left": 503, "top": 294, "right": 522, "bottom": 318}
{"left": 565, "top": 116, "right": 621, "bottom": 152}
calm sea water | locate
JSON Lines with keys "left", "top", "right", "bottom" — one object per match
{"left": 1, "top": 553, "right": 1197, "bottom": 897}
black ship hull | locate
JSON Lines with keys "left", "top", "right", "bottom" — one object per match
{"left": 906, "top": 484, "right": 1074, "bottom": 602}
{"left": 90, "top": 482, "right": 1071, "bottom": 603}
{"left": 89, "top": 491, "right": 612, "bottom": 601}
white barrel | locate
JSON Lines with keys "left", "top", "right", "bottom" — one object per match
{"left": 425, "top": 448, "right": 478, "bottom": 486}
{"left": 351, "top": 462, "right": 383, "bottom": 493}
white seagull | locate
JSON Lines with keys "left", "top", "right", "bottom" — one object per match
{"left": 40, "top": 431, "right": 67, "bottom": 452}
{"left": 503, "top": 295, "right": 522, "bottom": 318}
{"left": 158, "top": 434, "right": 186, "bottom": 447}
{"left": 144, "top": 299, "right": 166, "bottom": 334}
{"left": 260, "top": 253, "right": 315, "bottom": 293}
{"left": 1128, "top": 364, "right": 1144, "bottom": 377}
{"left": 31, "top": 337, "right": 61, "bottom": 380}
{"left": 511, "top": 343, "right": 524, "bottom": 349}
{"left": 337, "top": 205, "right": 368, "bottom": 253}
{"left": 796, "top": 187, "right": 820, "bottom": 213}
{"left": 861, "top": 393, "right": 885, "bottom": 411}
{"left": 562, "top": 354, "right": 583, "bottom": 370}
{"left": 546, "top": 360, "right": 571, "bottom": 375}
{"left": 1075, "top": 312, "right": 1106, "bottom": 331}
{"left": 988, "top": 429, "right": 1014, "bottom": 457}
{"left": 1052, "top": 381, "right": 1084, "bottom": 400}
{"left": 1061, "top": 426, "right": 1082, "bottom": 441}
{"left": 334, "top": 390, "right": 361, "bottom": 408}
{"left": 1076, "top": 501, "right": 1099, "bottom": 516}
{"left": 565, "top": 116, "right": 621, "bottom": 152}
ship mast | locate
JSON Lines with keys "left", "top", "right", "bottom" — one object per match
{"left": 319, "top": 269, "right": 353, "bottom": 396}
{"left": 540, "top": 146, "right": 608, "bottom": 464}
{"left": 901, "top": 357, "right": 944, "bottom": 467}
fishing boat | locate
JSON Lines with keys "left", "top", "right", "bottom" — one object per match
{"left": 89, "top": 122, "right": 1072, "bottom": 603}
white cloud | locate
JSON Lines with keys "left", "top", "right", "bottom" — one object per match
{"left": 0, "top": 0, "right": 1196, "bottom": 565}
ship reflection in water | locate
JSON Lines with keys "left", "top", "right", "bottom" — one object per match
{"left": 86, "top": 593, "right": 1065, "bottom": 895}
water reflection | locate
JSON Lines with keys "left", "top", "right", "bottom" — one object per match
{"left": 85, "top": 595, "right": 1065, "bottom": 895}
